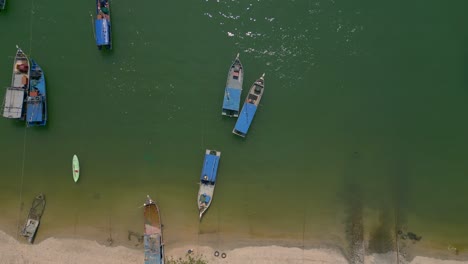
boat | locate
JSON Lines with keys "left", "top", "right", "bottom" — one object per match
{"left": 0, "top": 0, "right": 6, "bottom": 10}
{"left": 143, "top": 195, "right": 164, "bottom": 264}
{"left": 21, "top": 193, "right": 46, "bottom": 244}
{"left": 95, "top": 0, "right": 112, "bottom": 50}
{"left": 198, "top": 149, "right": 221, "bottom": 220}
{"left": 222, "top": 53, "right": 244, "bottom": 117}
{"left": 72, "top": 155, "right": 80, "bottom": 182}
{"left": 26, "top": 59, "right": 47, "bottom": 126}
{"left": 232, "top": 73, "right": 265, "bottom": 137}
{"left": 2, "top": 47, "right": 29, "bottom": 119}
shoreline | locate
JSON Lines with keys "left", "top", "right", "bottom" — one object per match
{"left": 1, "top": 230, "right": 467, "bottom": 264}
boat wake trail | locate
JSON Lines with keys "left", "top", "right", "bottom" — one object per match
{"left": 202, "top": 0, "right": 364, "bottom": 87}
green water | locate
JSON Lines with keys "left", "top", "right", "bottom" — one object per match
{"left": 1, "top": 0, "right": 468, "bottom": 260}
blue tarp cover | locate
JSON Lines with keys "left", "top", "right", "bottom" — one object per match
{"left": 95, "top": 19, "right": 110, "bottom": 46}
{"left": 31, "top": 60, "right": 46, "bottom": 95}
{"left": 222, "top": 87, "right": 242, "bottom": 111}
{"left": 200, "top": 153, "right": 220, "bottom": 182}
{"left": 26, "top": 102, "right": 43, "bottom": 122}
{"left": 234, "top": 103, "right": 257, "bottom": 135}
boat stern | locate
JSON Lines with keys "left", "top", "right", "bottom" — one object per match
{"left": 232, "top": 103, "right": 257, "bottom": 137}
{"left": 95, "top": 18, "right": 111, "bottom": 49}
{"left": 222, "top": 87, "right": 242, "bottom": 117}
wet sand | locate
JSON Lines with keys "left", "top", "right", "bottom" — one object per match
{"left": 1, "top": 230, "right": 467, "bottom": 264}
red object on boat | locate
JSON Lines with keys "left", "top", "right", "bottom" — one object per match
{"left": 18, "top": 64, "right": 29, "bottom": 73}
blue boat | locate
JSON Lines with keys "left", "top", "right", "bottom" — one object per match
{"left": 143, "top": 196, "right": 164, "bottom": 264}
{"left": 233, "top": 74, "right": 265, "bottom": 137}
{"left": 95, "top": 0, "right": 112, "bottom": 50}
{"left": 222, "top": 54, "right": 243, "bottom": 117}
{"left": 197, "top": 149, "right": 221, "bottom": 220}
{"left": 26, "top": 60, "right": 47, "bottom": 127}
{"left": 2, "top": 47, "right": 29, "bottom": 120}
{"left": 0, "top": 0, "right": 6, "bottom": 10}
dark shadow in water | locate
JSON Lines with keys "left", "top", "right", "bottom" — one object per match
{"left": 341, "top": 152, "right": 365, "bottom": 264}
{"left": 389, "top": 155, "right": 411, "bottom": 263}
{"left": 368, "top": 210, "right": 395, "bottom": 254}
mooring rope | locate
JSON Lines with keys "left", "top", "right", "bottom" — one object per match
{"left": 27, "top": 0, "right": 35, "bottom": 56}
{"left": 15, "top": 127, "right": 28, "bottom": 238}
{"left": 395, "top": 208, "right": 400, "bottom": 263}
{"left": 302, "top": 208, "right": 306, "bottom": 263}
{"left": 16, "top": 0, "right": 35, "bottom": 238}
{"left": 90, "top": 13, "right": 96, "bottom": 41}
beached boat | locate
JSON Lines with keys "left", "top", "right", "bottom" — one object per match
{"left": 21, "top": 193, "right": 46, "bottom": 244}
{"left": 26, "top": 59, "right": 47, "bottom": 127}
{"left": 95, "top": 0, "right": 112, "bottom": 50}
{"left": 72, "top": 155, "right": 80, "bottom": 182}
{"left": 198, "top": 149, "right": 221, "bottom": 220}
{"left": 222, "top": 54, "right": 244, "bottom": 117}
{"left": 2, "top": 47, "right": 29, "bottom": 119}
{"left": 143, "top": 195, "right": 164, "bottom": 264}
{"left": 233, "top": 73, "right": 265, "bottom": 137}
{"left": 0, "top": 0, "right": 6, "bottom": 10}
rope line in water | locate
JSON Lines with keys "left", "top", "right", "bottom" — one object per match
{"left": 395, "top": 208, "right": 400, "bottom": 263}
{"left": 16, "top": 0, "right": 36, "bottom": 238}
{"left": 302, "top": 208, "right": 306, "bottom": 263}
{"left": 90, "top": 13, "right": 96, "bottom": 41}
{"left": 28, "top": 0, "right": 35, "bottom": 55}
{"left": 15, "top": 127, "right": 28, "bottom": 238}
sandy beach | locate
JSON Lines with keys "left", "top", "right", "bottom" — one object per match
{"left": 1, "top": 230, "right": 467, "bottom": 264}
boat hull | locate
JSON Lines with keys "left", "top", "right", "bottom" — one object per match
{"left": 198, "top": 149, "right": 221, "bottom": 220}
{"left": 233, "top": 74, "right": 265, "bottom": 137}
{"left": 222, "top": 54, "right": 243, "bottom": 117}
{"left": 95, "top": 0, "right": 112, "bottom": 49}
{"left": 72, "top": 155, "right": 80, "bottom": 182}
{"left": 21, "top": 194, "right": 45, "bottom": 244}
{"left": 2, "top": 48, "right": 29, "bottom": 119}
{"left": 26, "top": 59, "right": 47, "bottom": 127}
{"left": 198, "top": 184, "right": 215, "bottom": 219}
{"left": 143, "top": 196, "right": 164, "bottom": 264}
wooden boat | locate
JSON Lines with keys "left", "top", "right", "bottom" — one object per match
{"left": 198, "top": 149, "right": 221, "bottom": 220}
{"left": 72, "top": 155, "right": 80, "bottom": 182}
{"left": 2, "top": 47, "right": 29, "bottom": 119}
{"left": 222, "top": 53, "right": 244, "bottom": 117}
{"left": 233, "top": 73, "right": 265, "bottom": 137}
{"left": 95, "top": 0, "right": 112, "bottom": 50}
{"left": 0, "top": 0, "right": 6, "bottom": 10}
{"left": 143, "top": 195, "right": 164, "bottom": 264}
{"left": 21, "top": 193, "right": 46, "bottom": 243}
{"left": 26, "top": 59, "right": 47, "bottom": 126}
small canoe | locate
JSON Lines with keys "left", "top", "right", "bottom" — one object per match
{"left": 72, "top": 155, "right": 80, "bottom": 182}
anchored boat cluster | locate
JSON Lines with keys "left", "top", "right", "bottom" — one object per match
{"left": 222, "top": 54, "right": 266, "bottom": 137}
{"left": 1, "top": 2, "right": 267, "bottom": 263}
{"left": 2, "top": 48, "right": 47, "bottom": 126}
{"left": 198, "top": 53, "right": 267, "bottom": 222}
